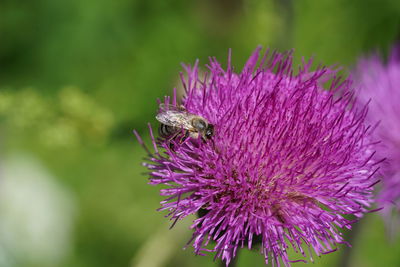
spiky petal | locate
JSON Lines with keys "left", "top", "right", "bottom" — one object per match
{"left": 353, "top": 46, "right": 400, "bottom": 215}
{"left": 141, "top": 47, "right": 381, "bottom": 266}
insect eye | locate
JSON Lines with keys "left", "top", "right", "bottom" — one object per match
{"left": 205, "top": 125, "right": 214, "bottom": 139}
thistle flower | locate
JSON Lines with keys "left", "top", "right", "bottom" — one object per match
{"left": 353, "top": 47, "right": 400, "bottom": 215}
{"left": 135, "top": 47, "right": 381, "bottom": 266}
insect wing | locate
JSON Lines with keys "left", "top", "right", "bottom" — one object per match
{"left": 156, "top": 110, "right": 194, "bottom": 130}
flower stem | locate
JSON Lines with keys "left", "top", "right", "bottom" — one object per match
{"left": 338, "top": 220, "right": 364, "bottom": 267}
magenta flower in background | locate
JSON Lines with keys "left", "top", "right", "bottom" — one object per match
{"left": 136, "top": 47, "right": 382, "bottom": 266}
{"left": 353, "top": 47, "right": 400, "bottom": 216}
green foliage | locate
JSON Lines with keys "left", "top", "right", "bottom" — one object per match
{"left": 292, "top": 0, "right": 400, "bottom": 66}
{"left": 0, "top": 87, "right": 113, "bottom": 149}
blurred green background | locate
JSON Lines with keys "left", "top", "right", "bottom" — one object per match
{"left": 1, "top": 0, "right": 400, "bottom": 266}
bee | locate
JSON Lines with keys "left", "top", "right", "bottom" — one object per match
{"left": 156, "top": 104, "right": 214, "bottom": 142}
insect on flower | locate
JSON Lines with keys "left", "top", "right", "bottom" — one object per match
{"left": 156, "top": 103, "right": 214, "bottom": 142}
{"left": 135, "top": 47, "right": 383, "bottom": 267}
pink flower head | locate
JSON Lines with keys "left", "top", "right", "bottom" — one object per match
{"left": 135, "top": 47, "right": 382, "bottom": 266}
{"left": 353, "top": 46, "right": 400, "bottom": 214}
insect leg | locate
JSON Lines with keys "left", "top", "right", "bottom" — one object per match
{"left": 179, "top": 130, "right": 190, "bottom": 144}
